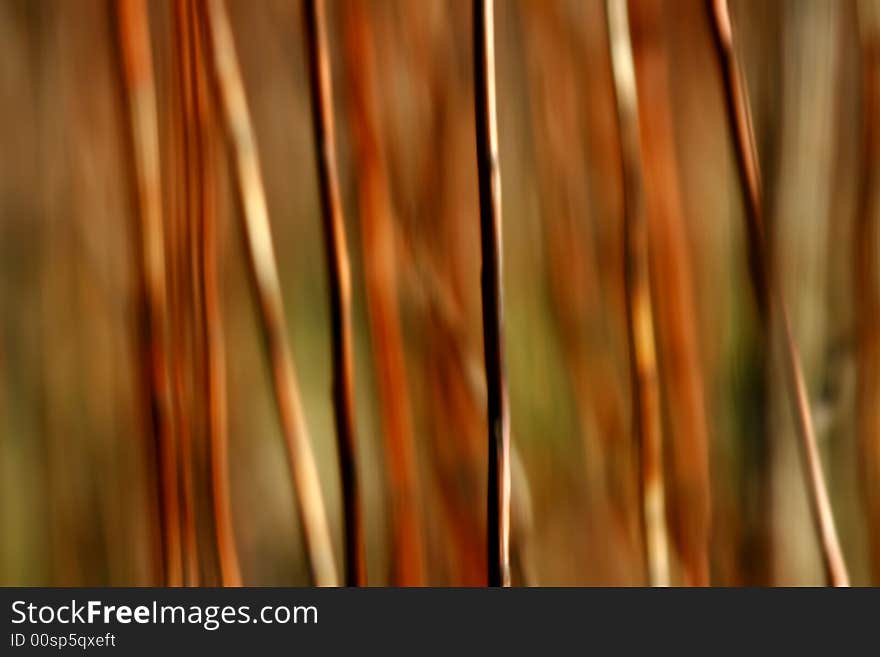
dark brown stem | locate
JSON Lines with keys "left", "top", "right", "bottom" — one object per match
{"left": 856, "top": 0, "right": 880, "bottom": 585}
{"left": 204, "top": 0, "right": 338, "bottom": 586}
{"left": 340, "top": 0, "right": 426, "bottom": 585}
{"left": 473, "top": 0, "right": 510, "bottom": 588}
{"left": 303, "top": 0, "right": 366, "bottom": 588}
{"left": 708, "top": 0, "right": 850, "bottom": 587}
{"left": 115, "top": 0, "right": 182, "bottom": 587}
{"left": 605, "top": 0, "right": 670, "bottom": 587}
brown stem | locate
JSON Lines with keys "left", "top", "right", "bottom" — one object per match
{"left": 708, "top": 0, "right": 850, "bottom": 587}
{"left": 189, "top": 0, "right": 242, "bottom": 587}
{"left": 473, "top": 0, "right": 510, "bottom": 588}
{"left": 340, "top": 0, "right": 426, "bottom": 585}
{"left": 518, "top": 0, "right": 639, "bottom": 584}
{"left": 171, "top": 0, "right": 201, "bottom": 588}
{"left": 399, "top": 4, "right": 486, "bottom": 586}
{"left": 399, "top": 208, "right": 538, "bottom": 585}
{"left": 303, "top": 0, "right": 366, "bottom": 588}
{"left": 856, "top": 0, "right": 880, "bottom": 585}
{"left": 115, "top": 0, "right": 182, "bottom": 587}
{"left": 203, "top": 0, "right": 338, "bottom": 586}
{"left": 605, "top": 0, "right": 670, "bottom": 587}
{"left": 628, "top": 0, "right": 712, "bottom": 586}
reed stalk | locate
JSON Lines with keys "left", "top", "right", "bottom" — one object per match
{"left": 394, "top": 199, "right": 538, "bottom": 584}
{"left": 708, "top": 0, "right": 850, "bottom": 587}
{"left": 569, "top": 0, "right": 644, "bottom": 573}
{"left": 171, "top": 0, "right": 202, "bottom": 588}
{"left": 628, "top": 0, "right": 711, "bottom": 586}
{"left": 856, "top": 0, "right": 880, "bottom": 585}
{"left": 605, "top": 0, "right": 670, "bottom": 587}
{"left": 203, "top": 0, "right": 338, "bottom": 586}
{"left": 473, "top": 0, "right": 511, "bottom": 588}
{"left": 518, "top": 0, "right": 639, "bottom": 583}
{"left": 189, "top": 0, "right": 242, "bottom": 587}
{"left": 303, "top": 0, "right": 366, "bottom": 587}
{"left": 423, "top": 255, "right": 536, "bottom": 586}
{"left": 115, "top": 0, "right": 182, "bottom": 587}
{"left": 399, "top": 3, "right": 486, "bottom": 585}
{"left": 340, "top": 0, "right": 425, "bottom": 585}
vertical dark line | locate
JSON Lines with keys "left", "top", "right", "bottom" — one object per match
{"left": 706, "top": 0, "right": 768, "bottom": 314}
{"left": 473, "top": 0, "right": 511, "bottom": 588}
{"left": 303, "top": 0, "right": 366, "bottom": 587}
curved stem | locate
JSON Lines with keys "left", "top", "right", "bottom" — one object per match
{"left": 708, "top": 0, "right": 850, "bottom": 587}
{"left": 204, "top": 0, "right": 338, "bottom": 587}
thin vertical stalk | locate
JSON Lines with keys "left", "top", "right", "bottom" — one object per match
{"left": 340, "top": 0, "right": 425, "bottom": 585}
{"left": 628, "top": 0, "right": 711, "bottom": 586}
{"left": 856, "top": 0, "right": 880, "bottom": 585}
{"left": 707, "top": 0, "right": 767, "bottom": 312}
{"left": 171, "top": 0, "right": 201, "bottom": 588}
{"left": 605, "top": 0, "right": 670, "bottom": 587}
{"left": 115, "top": 0, "right": 182, "bottom": 587}
{"left": 189, "top": 0, "right": 242, "bottom": 587}
{"left": 708, "top": 0, "right": 850, "bottom": 587}
{"left": 303, "top": 0, "right": 366, "bottom": 587}
{"left": 421, "top": 253, "right": 537, "bottom": 586}
{"left": 473, "top": 0, "right": 510, "bottom": 588}
{"left": 203, "top": 0, "right": 338, "bottom": 586}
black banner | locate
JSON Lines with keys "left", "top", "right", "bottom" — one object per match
{"left": 0, "top": 587, "right": 872, "bottom": 654}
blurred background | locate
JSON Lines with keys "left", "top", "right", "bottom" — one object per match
{"left": 0, "top": 0, "right": 877, "bottom": 586}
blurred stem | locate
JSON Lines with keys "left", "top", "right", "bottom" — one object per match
{"left": 115, "top": 0, "right": 182, "bottom": 587}
{"left": 605, "top": 0, "right": 670, "bottom": 587}
{"left": 628, "top": 0, "right": 712, "bottom": 586}
{"left": 204, "top": 0, "right": 338, "bottom": 586}
{"left": 340, "top": 0, "right": 426, "bottom": 585}
{"left": 189, "top": 0, "right": 241, "bottom": 587}
{"left": 856, "top": 0, "right": 880, "bottom": 585}
{"left": 303, "top": 0, "right": 366, "bottom": 587}
{"left": 171, "top": 0, "right": 201, "bottom": 588}
{"left": 402, "top": 4, "right": 485, "bottom": 586}
{"left": 473, "top": 0, "right": 511, "bottom": 588}
{"left": 401, "top": 221, "right": 538, "bottom": 584}
{"left": 395, "top": 3, "right": 536, "bottom": 583}
{"left": 518, "top": 0, "right": 639, "bottom": 584}
{"left": 708, "top": 0, "right": 850, "bottom": 587}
